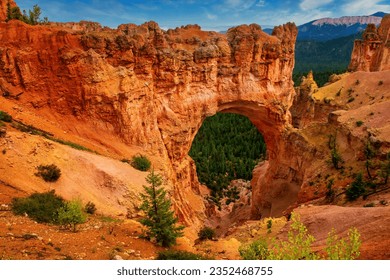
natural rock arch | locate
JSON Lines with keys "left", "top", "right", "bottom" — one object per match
{"left": 0, "top": 16, "right": 304, "bottom": 228}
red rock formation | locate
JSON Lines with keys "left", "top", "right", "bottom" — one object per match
{"left": 0, "top": 0, "right": 17, "bottom": 22}
{"left": 0, "top": 2, "right": 300, "bottom": 226}
{"left": 349, "top": 15, "right": 390, "bottom": 71}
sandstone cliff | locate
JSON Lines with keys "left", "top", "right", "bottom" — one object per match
{"left": 0, "top": 2, "right": 301, "bottom": 228}
{"left": 349, "top": 15, "right": 390, "bottom": 71}
{"left": 0, "top": 0, "right": 17, "bottom": 22}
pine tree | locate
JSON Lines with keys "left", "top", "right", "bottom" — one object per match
{"left": 140, "top": 170, "right": 184, "bottom": 247}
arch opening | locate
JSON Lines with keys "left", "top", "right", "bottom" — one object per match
{"left": 188, "top": 112, "right": 267, "bottom": 216}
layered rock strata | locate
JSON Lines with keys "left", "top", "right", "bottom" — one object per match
{"left": 0, "top": 0, "right": 304, "bottom": 226}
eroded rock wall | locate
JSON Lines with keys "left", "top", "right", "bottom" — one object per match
{"left": 349, "top": 15, "right": 390, "bottom": 72}
{"left": 0, "top": 15, "right": 299, "bottom": 226}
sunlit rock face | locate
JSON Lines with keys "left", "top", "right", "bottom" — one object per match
{"left": 0, "top": 6, "right": 300, "bottom": 226}
{"left": 349, "top": 15, "right": 390, "bottom": 72}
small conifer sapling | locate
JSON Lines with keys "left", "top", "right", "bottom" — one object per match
{"left": 140, "top": 170, "right": 184, "bottom": 247}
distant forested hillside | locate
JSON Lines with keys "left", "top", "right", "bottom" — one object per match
{"left": 293, "top": 32, "right": 362, "bottom": 86}
{"left": 189, "top": 113, "right": 266, "bottom": 201}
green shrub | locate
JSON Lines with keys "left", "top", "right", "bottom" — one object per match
{"left": 269, "top": 213, "right": 318, "bottom": 260}
{"left": 239, "top": 214, "right": 361, "bottom": 260}
{"left": 239, "top": 238, "right": 269, "bottom": 260}
{"left": 0, "top": 111, "right": 12, "bottom": 122}
{"left": 57, "top": 199, "right": 87, "bottom": 232}
{"left": 131, "top": 155, "right": 151, "bottom": 171}
{"left": 35, "top": 164, "right": 61, "bottom": 182}
{"left": 331, "top": 148, "right": 343, "bottom": 169}
{"left": 11, "top": 190, "right": 65, "bottom": 223}
{"left": 346, "top": 173, "right": 366, "bottom": 201}
{"left": 84, "top": 201, "right": 97, "bottom": 214}
{"left": 156, "top": 250, "right": 207, "bottom": 260}
{"left": 356, "top": 121, "right": 364, "bottom": 127}
{"left": 326, "top": 228, "right": 361, "bottom": 260}
{"left": 328, "top": 134, "right": 343, "bottom": 169}
{"left": 267, "top": 219, "right": 273, "bottom": 233}
{"left": 198, "top": 226, "right": 216, "bottom": 241}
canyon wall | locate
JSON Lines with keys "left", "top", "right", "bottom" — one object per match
{"left": 349, "top": 15, "right": 390, "bottom": 72}
{"left": 0, "top": 1, "right": 303, "bottom": 226}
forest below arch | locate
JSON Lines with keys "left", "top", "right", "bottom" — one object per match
{"left": 189, "top": 113, "right": 266, "bottom": 204}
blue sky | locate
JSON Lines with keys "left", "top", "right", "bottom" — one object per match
{"left": 18, "top": 0, "right": 390, "bottom": 30}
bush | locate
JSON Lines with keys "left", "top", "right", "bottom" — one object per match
{"left": 156, "top": 250, "right": 207, "bottom": 260}
{"left": 331, "top": 148, "right": 343, "bottom": 169}
{"left": 57, "top": 199, "right": 87, "bottom": 232}
{"left": 269, "top": 213, "right": 318, "bottom": 260}
{"left": 239, "top": 238, "right": 269, "bottom": 260}
{"left": 239, "top": 213, "right": 361, "bottom": 260}
{"left": 346, "top": 173, "right": 366, "bottom": 201}
{"left": 326, "top": 228, "right": 361, "bottom": 260}
{"left": 11, "top": 190, "right": 65, "bottom": 223}
{"left": 198, "top": 226, "right": 215, "bottom": 241}
{"left": 0, "top": 111, "right": 12, "bottom": 122}
{"left": 266, "top": 219, "right": 273, "bottom": 233}
{"left": 35, "top": 164, "right": 61, "bottom": 182}
{"left": 131, "top": 155, "right": 151, "bottom": 171}
{"left": 356, "top": 121, "right": 364, "bottom": 127}
{"left": 328, "top": 134, "right": 343, "bottom": 169}
{"left": 84, "top": 201, "right": 97, "bottom": 214}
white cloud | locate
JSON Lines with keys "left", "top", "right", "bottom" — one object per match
{"left": 221, "top": 0, "right": 257, "bottom": 10}
{"left": 206, "top": 13, "right": 218, "bottom": 20}
{"left": 341, "top": 0, "right": 390, "bottom": 15}
{"left": 256, "top": 0, "right": 266, "bottom": 7}
{"left": 288, "top": 10, "right": 334, "bottom": 25}
{"left": 300, "top": 0, "right": 333, "bottom": 11}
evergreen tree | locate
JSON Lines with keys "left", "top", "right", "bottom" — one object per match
{"left": 28, "top": 5, "right": 41, "bottom": 25}
{"left": 5, "top": 2, "right": 47, "bottom": 25}
{"left": 140, "top": 170, "right": 184, "bottom": 247}
{"left": 6, "top": 1, "right": 11, "bottom": 21}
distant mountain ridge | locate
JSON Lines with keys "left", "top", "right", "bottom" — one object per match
{"left": 297, "top": 12, "right": 387, "bottom": 41}
{"left": 311, "top": 15, "right": 382, "bottom": 27}
{"left": 263, "top": 12, "right": 387, "bottom": 41}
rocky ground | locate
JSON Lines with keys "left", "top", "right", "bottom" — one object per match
{"left": 1, "top": 178, "right": 390, "bottom": 260}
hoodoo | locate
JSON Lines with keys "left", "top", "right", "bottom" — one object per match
{"left": 349, "top": 15, "right": 390, "bottom": 72}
